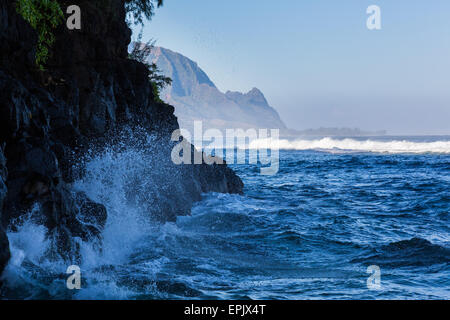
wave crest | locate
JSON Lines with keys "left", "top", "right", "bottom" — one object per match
{"left": 248, "top": 137, "right": 450, "bottom": 154}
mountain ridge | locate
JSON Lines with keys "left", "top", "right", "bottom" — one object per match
{"left": 148, "top": 46, "right": 386, "bottom": 138}
{"left": 149, "top": 46, "right": 287, "bottom": 132}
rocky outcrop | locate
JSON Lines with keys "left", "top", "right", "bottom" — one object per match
{"left": 148, "top": 47, "right": 287, "bottom": 132}
{"left": 0, "top": 148, "right": 9, "bottom": 275}
{"left": 0, "top": 0, "right": 243, "bottom": 274}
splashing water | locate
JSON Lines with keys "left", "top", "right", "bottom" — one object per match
{"left": 1, "top": 135, "right": 450, "bottom": 299}
{"left": 249, "top": 136, "right": 450, "bottom": 154}
{"left": 2, "top": 132, "right": 181, "bottom": 299}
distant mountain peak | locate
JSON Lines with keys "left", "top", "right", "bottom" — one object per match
{"left": 248, "top": 87, "right": 263, "bottom": 96}
{"left": 225, "top": 87, "right": 269, "bottom": 108}
{"left": 246, "top": 87, "right": 269, "bottom": 105}
{"left": 147, "top": 46, "right": 287, "bottom": 130}
{"left": 150, "top": 46, "right": 216, "bottom": 96}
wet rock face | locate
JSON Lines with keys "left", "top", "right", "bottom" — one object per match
{"left": 0, "top": 67, "right": 107, "bottom": 263}
{"left": 0, "top": 0, "right": 118, "bottom": 268}
{"left": 0, "top": 0, "right": 243, "bottom": 274}
{"left": 0, "top": 148, "right": 9, "bottom": 275}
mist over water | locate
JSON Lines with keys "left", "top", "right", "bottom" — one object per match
{"left": 1, "top": 135, "right": 449, "bottom": 299}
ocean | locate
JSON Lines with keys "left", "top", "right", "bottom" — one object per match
{"left": 1, "top": 136, "right": 449, "bottom": 299}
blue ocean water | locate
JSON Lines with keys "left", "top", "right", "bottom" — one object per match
{"left": 1, "top": 136, "right": 449, "bottom": 299}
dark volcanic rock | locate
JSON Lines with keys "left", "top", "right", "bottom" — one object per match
{"left": 0, "top": 0, "right": 243, "bottom": 274}
{"left": 0, "top": 148, "right": 9, "bottom": 275}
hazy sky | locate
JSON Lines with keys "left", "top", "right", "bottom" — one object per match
{"left": 136, "top": 0, "right": 450, "bottom": 135}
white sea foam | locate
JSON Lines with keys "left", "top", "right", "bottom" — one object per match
{"left": 2, "top": 132, "right": 172, "bottom": 299}
{"left": 2, "top": 132, "right": 448, "bottom": 299}
{"left": 73, "top": 147, "right": 156, "bottom": 266}
{"left": 247, "top": 137, "right": 450, "bottom": 154}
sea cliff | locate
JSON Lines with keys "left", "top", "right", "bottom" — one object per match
{"left": 0, "top": 0, "right": 242, "bottom": 275}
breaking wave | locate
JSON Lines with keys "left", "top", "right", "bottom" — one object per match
{"left": 1, "top": 132, "right": 449, "bottom": 299}
{"left": 1, "top": 131, "right": 188, "bottom": 299}
{"left": 248, "top": 137, "right": 450, "bottom": 154}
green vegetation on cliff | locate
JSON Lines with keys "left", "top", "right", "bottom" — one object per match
{"left": 129, "top": 40, "right": 172, "bottom": 102}
{"left": 15, "top": 0, "right": 64, "bottom": 70}
{"left": 126, "top": 1, "right": 170, "bottom": 102}
{"left": 16, "top": 0, "right": 164, "bottom": 70}
{"left": 125, "top": 0, "right": 163, "bottom": 25}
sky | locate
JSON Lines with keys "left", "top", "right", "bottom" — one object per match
{"left": 136, "top": 0, "right": 450, "bottom": 135}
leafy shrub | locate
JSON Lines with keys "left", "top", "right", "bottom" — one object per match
{"left": 16, "top": 0, "right": 164, "bottom": 70}
{"left": 129, "top": 39, "right": 172, "bottom": 102}
{"left": 16, "top": 0, "right": 64, "bottom": 70}
{"left": 125, "top": 0, "right": 163, "bottom": 25}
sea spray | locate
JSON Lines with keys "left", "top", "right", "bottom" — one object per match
{"left": 3, "top": 209, "right": 73, "bottom": 299}
{"left": 2, "top": 136, "right": 449, "bottom": 299}
{"left": 248, "top": 137, "right": 450, "bottom": 154}
{"left": 2, "top": 130, "right": 182, "bottom": 299}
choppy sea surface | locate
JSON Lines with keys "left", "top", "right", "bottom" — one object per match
{"left": 1, "top": 136, "right": 449, "bottom": 299}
